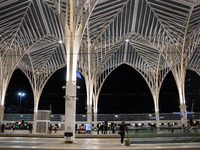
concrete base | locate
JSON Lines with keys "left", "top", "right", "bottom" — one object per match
{"left": 36, "top": 122, "right": 48, "bottom": 133}
{"left": 36, "top": 110, "right": 51, "bottom": 133}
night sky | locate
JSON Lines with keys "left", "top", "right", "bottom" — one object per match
{"left": 5, "top": 64, "right": 200, "bottom": 114}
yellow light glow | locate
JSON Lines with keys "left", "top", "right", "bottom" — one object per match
{"left": 1, "top": 92, "right": 5, "bottom": 106}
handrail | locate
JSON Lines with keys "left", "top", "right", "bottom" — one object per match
{"left": 170, "top": 126, "right": 199, "bottom": 143}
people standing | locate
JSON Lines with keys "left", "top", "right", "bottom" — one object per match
{"left": 49, "top": 125, "right": 53, "bottom": 134}
{"left": 104, "top": 123, "right": 107, "bottom": 134}
{"left": 29, "top": 124, "right": 33, "bottom": 134}
{"left": 109, "top": 124, "right": 112, "bottom": 134}
{"left": 100, "top": 123, "right": 104, "bottom": 134}
{"left": 112, "top": 124, "right": 116, "bottom": 134}
{"left": 97, "top": 124, "right": 99, "bottom": 134}
{"left": 120, "top": 121, "right": 127, "bottom": 146}
{"left": 11, "top": 124, "right": 15, "bottom": 133}
{"left": 54, "top": 125, "right": 57, "bottom": 133}
{"left": 1, "top": 123, "right": 5, "bottom": 133}
{"left": 11, "top": 124, "right": 13, "bottom": 132}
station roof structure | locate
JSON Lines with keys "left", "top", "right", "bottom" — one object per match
{"left": 1, "top": 0, "right": 200, "bottom": 95}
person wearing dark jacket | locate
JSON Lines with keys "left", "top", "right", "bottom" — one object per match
{"left": 120, "top": 121, "right": 127, "bottom": 146}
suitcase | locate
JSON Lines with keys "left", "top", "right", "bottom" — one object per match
{"left": 124, "top": 130, "right": 130, "bottom": 146}
{"left": 125, "top": 139, "right": 130, "bottom": 146}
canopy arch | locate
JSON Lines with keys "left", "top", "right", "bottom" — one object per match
{"left": 98, "top": 63, "right": 154, "bottom": 114}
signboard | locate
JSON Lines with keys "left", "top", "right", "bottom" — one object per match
{"left": 86, "top": 124, "right": 91, "bottom": 131}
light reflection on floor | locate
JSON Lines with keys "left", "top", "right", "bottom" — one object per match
{"left": 0, "top": 137, "right": 200, "bottom": 149}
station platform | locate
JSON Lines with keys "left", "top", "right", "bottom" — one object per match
{"left": 0, "top": 129, "right": 199, "bottom": 138}
{"left": 0, "top": 136, "right": 200, "bottom": 150}
{"left": 0, "top": 130, "right": 200, "bottom": 149}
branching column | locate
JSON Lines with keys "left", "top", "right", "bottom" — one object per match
{"left": 86, "top": 25, "right": 93, "bottom": 126}
{"left": 64, "top": 0, "right": 82, "bottom": 142}
{"left": 64, "top": 36, "right": 77, "bottom": 142}
{"left": 176, "top": 9, "right": 191, "bottom": 126}
{"left": 172, "top": 66, "right": 187, "bottom": 126}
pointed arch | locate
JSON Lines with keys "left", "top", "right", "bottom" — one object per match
{"left": 98, "top": 63, "right": 154, "bottom": 114}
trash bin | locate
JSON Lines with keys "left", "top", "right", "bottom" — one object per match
{"left": 64, "top": 132, "right": 73, "bottom": 143}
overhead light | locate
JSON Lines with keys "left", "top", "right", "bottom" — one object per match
{"left": 18, "top": 92, "right": 25, "bottom": 96}
{"left": 125, "top": 39, "right": 129, "bottom": 42}
{"left": 59, "top": 40, "right": 62, "bottom": 43}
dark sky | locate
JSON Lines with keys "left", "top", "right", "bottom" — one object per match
{"left": 5, "top": 64, "right": 200, "bottom": 114}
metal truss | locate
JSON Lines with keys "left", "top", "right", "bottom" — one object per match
{"left": 0, "top": 0, "right": 65, "bottom": 125}
{"left": 1, "top": 0, "right": 200, "bottom": 128}
{"left": 78, "top": 0, "right": 200, "bottom": 126}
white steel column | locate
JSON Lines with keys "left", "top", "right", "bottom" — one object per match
{"left": 178, "top": 82, "right": 187, "bottom": 126}
{"left": 0, "top": 85, "right": 7, "bottom": 124}
{"left": 86, "top": 25, "right": 93, "bottom": 126}
{"left": 93, "top": 94, "right": 99, "bottom": 129}
{"left": 86, "top": 81, "right": 93, "bottom": 125}
{"left": 33, "top": 111, "right": 37, "bottom": 133}
{"left": 155, "top": 110, "right": 159, "bottom": 127}
{"left": 64, "top": 0, "right": 82, "bottom": 142}
{"left": 33, "top": 95, "right": 39, "bottom": 133}
{"left": 93, "top": 80, "right": 98, "bottom": 129}
{"left": 0, "top": 105, "right": 4, "bottom": 124}
{"left": 64, "top": 30, "right": 77, "bottom": 142}
{"left": 153, "top": 93, "right": 160, "bottom": 127}
{"left": 94, "top": 111, "right": 97, "bottom": 129}
{"left": 87, "top": 104, "right": 92, "bottom": 124}
{"left": 65, "top": 80, "right": 76, "bottom": 142}
{"left": 177, "top": 8, "right": 192, "bottom": 127}
{"left": 85, "top": 78, "right": 93, "bottom": 133}
{"left": 65, "top": 31, "right": 77, "bottom": 141}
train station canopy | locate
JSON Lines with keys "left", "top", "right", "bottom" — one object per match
{"left": 0, "top": 0, "right": 200, "bottom": 101}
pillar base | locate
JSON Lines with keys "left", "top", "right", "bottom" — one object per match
{"left": 65, "top": 95, "right": 76, "bottom": 142}
{"left": 36, "top": 110, "right": 50, "bottom": 133}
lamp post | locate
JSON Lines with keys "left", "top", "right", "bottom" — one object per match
{"left": 18, "top": 92, "right": 25, "bottom": 113}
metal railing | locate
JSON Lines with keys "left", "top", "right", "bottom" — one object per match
{"left": 3, "top": 112, "right": 200, "bottom": 123}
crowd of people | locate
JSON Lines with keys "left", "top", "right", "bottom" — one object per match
{"left": 0, "top": 123, "right": 33, "bottom": 134}
{"left": 48, "top": 124, "right": 58, "bottom": 134}
{"left": 96, "top": 122, "right": 117, "bottom": 134}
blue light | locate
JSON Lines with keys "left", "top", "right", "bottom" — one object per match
{"left": 77, "top": 71, "right": 81, "bottom": 79}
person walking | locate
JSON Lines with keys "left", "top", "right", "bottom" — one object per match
{"left": 120, "top": 121, "right": 127, "bottom": 146}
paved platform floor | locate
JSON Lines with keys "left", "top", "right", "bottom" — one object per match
{"left": 0, "top": 136, "right": 200, "bottom": 150}
{"left": 1, "top": 130, "right": 200, "bottom": 149}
